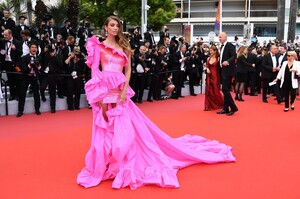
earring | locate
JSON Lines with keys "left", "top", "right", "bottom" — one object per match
{"left": 105, "top": 30, "right": 108, "bottom": 36}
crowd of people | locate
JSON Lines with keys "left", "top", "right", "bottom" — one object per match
{"left": 1, "top": 9, "right": 300, "bottom": 117}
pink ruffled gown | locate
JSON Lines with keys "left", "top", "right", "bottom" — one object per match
{"left": 77, "top": 36, "right": 236, "bottom": 190}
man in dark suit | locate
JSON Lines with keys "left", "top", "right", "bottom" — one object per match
{"left": 261, "top": 44, "right": 282, "bottom": 103}
{"left": 14, "top": 16, "right": 29, "bottom": 41}
{"left": 172, "top": 44, "right": 188, "bottom": 99}
{"left": 217, "top": 32, "right": 238, "bottom": 116}
{"left": 17, "top": 42, "right": 42, "bottom": 117}
{"left": 144, "top": 26, "right": 156, "bottom": 48}
{"left": 60, "top": 20, "right": 76, "bottom": 41}
{"left": 0, "top": 29, "right": 22, "bottom": 101}
{"left": 158, "top": 26, "right": 170, "bottom": 47}
{"left": 77, "top": 20, "right": 93, "bottom": 54}
{"left": 0, "top": 9, "right": 16, "bottom": 38}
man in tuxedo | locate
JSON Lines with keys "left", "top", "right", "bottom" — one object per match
{"left": 217, "top": 32, "right": 238, "bottom": 116}
{"left": 77, "top": 20, "right": 93, "bottom": 54}
{"left": 0, "top": 29, "right": 23, "bottom": 101}
{"left": 60, "top": 20, "right": 76, "bottom": 41}
{"left": 14, "top": 16, "right": 29, "bottom": 41}
{"left": 261, "top": 44, "right": 282, "bottom": 103}
{"left": 17, "top": 42, "right": 42, "bottom": 117}
{"left": 20, "top": 29, "right": 38, "bottom": 57}
{"left": 0, "top": 10, "right": 16, "bottom": 38}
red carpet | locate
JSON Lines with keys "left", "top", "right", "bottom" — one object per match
{"left": 1, "top": 94, "right": 300, "bottom": 199}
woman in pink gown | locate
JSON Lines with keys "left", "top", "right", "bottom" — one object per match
{"left": 77, "top": 16, "right": 235, "bottom": 190}
{"left": 204, "top": 45, "right": 224, "bottom": 111}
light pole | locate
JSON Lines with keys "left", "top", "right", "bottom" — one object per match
{"left": 141, "top": 0, "right": 150, "bottom": 40}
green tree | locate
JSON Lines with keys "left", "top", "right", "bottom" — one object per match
{"left": 34, "top": 0, "right": 48, "bottom": 27}
{"left": 80, "top": 0, "right": 113, "bottom": 32}
{"left": 107, "top": 0, "right": 176, "bottom": 31}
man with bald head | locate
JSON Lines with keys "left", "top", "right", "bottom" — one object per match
{"left": 217, "top": 32, "right": 238, "bottom": 116}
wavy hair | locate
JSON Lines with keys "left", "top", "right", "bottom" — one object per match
{"left": 104, "top": 16, "right": 131, "bottom": 55}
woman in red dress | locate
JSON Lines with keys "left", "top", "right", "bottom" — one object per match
{"left": 204, "top": 45, "right": 224, "bottom": 111}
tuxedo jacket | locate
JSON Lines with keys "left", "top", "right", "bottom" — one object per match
{"left": 0, "top": 18, "right": 16, "bottom": 37}
{"left": 220, "top": 42, "right": 237, "bottom": 77}
{"left": 21, "top": 53, "right": 42, "bottom": 75}
{"left": 60, "top": 26, "right": 76, "bottom": 40}
{"left": 0, "top": 38, "right": 23, "bottom": 66}
{"left": 77, "top": 27, "right": 92, "bottom": 46}
{"left": 262, "top": 53, "right": 279, "bottom": 79}
{"left": 14, "top": 25, "right": 29, "bottom": 40}
{"left": 144, "top": 31, "right": 155, "bottom": 48}
{"left": 173, "top": 51, "right": 188, "bottom": 71}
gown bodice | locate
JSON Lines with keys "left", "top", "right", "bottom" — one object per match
{"left": 100, "top": 43, "right": 128, "bottom": 73}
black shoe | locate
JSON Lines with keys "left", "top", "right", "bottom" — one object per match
{"left": 147, "top": 99, "right": 153, "bottom": 102}
{"left": 68, "top": 107, "right": 74, "bottom": 111}
{"left": 250, "top": 93, "right": 258, "bottom": 96}
{"left": 16, "top": 112, "right": 23, "bottom": 117}
{"left": 9, "top": 96, "right": 15, "bottom": 101}
{"left": 277, "top": 99, "right": 283, "bottom": 104}
{"left": 263, "top": 99, "right": 268, "bottom": 103}
{"left": 291, "top": 105, "right": 295, "bottom": 110}
{"left": 284, "top": 108, "right": 289, "bottom": 112}
{"left": 58, "top": 95, "right": 64, "bottom": 99}
{"left": 75, "top": 107, "right": 80, "bottom": 110}
{"left": 178, "top": 95, "right": 185, "bottom": 98}
{"left": 235, "top": 96, "right": 239, "bottom": 101}
{"left": 51, "top": 109, "right": 56, "bottom": 113}
{"left": 41, "top": 96, "right": 46, "bottom": 102}
{"left": 191, "top": 93, "right": 197, "bottom": 96}
{"left": 170, "top": 95, "right": 178, "bottom": 99}
{"left": 35, "top": 111, "right": 41, "bottom": 115}
{"left": 15, "top": 96, "right": 19, "bottom": 101}
{"left": 138, "top": 99, "right": 143, "bottom": 104}
{"left": 226, "top": 109, "right": 238, "bottom": 116}
{"left": 217, "top": 109, "right": 229, "bottom": 114}
{"left": 239, "top": 98, "right": 245, "bottom": 102}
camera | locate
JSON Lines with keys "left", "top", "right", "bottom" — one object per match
{"left": 74, "top": 52, "right": 83, "bottom": 59}
{"left": 30, "top": 56, "right": 40, "bottom": 68}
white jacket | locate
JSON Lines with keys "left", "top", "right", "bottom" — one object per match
{"left": 277, "top": 60, "right": 300, "bottom": 89}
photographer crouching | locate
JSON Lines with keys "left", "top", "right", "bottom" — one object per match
{"left": 17, "top": 42, "right": 42, "bottom": 117}
{"left": 64, "top": 48, "right": 85, "bottom": 110}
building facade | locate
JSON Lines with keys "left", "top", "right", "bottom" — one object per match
{"left": 167, "top": 0, "right": 300, "bottom": 42}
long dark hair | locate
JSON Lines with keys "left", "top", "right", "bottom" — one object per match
{"left": 104, "top": 16, "right": 131, "bottom": 55}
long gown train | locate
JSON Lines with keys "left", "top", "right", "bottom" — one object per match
{"left": 77, "top": 36, "right": 235, "bottom": 190}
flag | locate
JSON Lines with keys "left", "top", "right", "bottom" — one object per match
{"left": 215, "top": 0, "right": 221, "bottom": 32}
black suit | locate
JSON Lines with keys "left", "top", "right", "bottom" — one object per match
{"left": 261, "top": 53, "right": 281, "bottom": 102}
{"left": 0, "top": 18, "right": 16, "bottom": 38}
{"left": 0, "top": 38, "right": 23, "bottom": 98}
{"left": 173, "top": 51, "right": 187, "bottom": 97}
{"left": 14, "top": 24, "right": 29, "bottom": 40}
{"left": 60, "top": 26, "right": 76, "bottom": 40}
{"left": 18, "top": 54, "right": 41, "bottom": 113}
{"left": 144, "top": 31, "right": 156, "bottom": 48}
{"left": 77, "top": 26, "right": 92, "bottom": 54}
{"left": 219, "top": 42, "right": 238, "bottom": 112}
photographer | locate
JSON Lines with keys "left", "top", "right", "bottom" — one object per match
{"left": 186, "top": 46, "right": 199, "bottom": 96}
{"left": 132, "top": 45, "right": 148, "bottom": 103}
{"left": 40, "top": 45, "right": 63, "bottom": 113}
{"left": 158, "top": 26, "right": 170, "bottom": 47}
{"left": 60, "top": 20, "right": 76, "bottom": 41}
{"left": 64, "top": 50, "right": 85, "bottom": 110}
{"left": 17, "top": 42, "right": 42, "bottom": 117}
{"left": 78, "top": 20, "right": 93, "bottom": 54}
{"left": 172, "top": 44, "right": 188, "bottom": 99}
